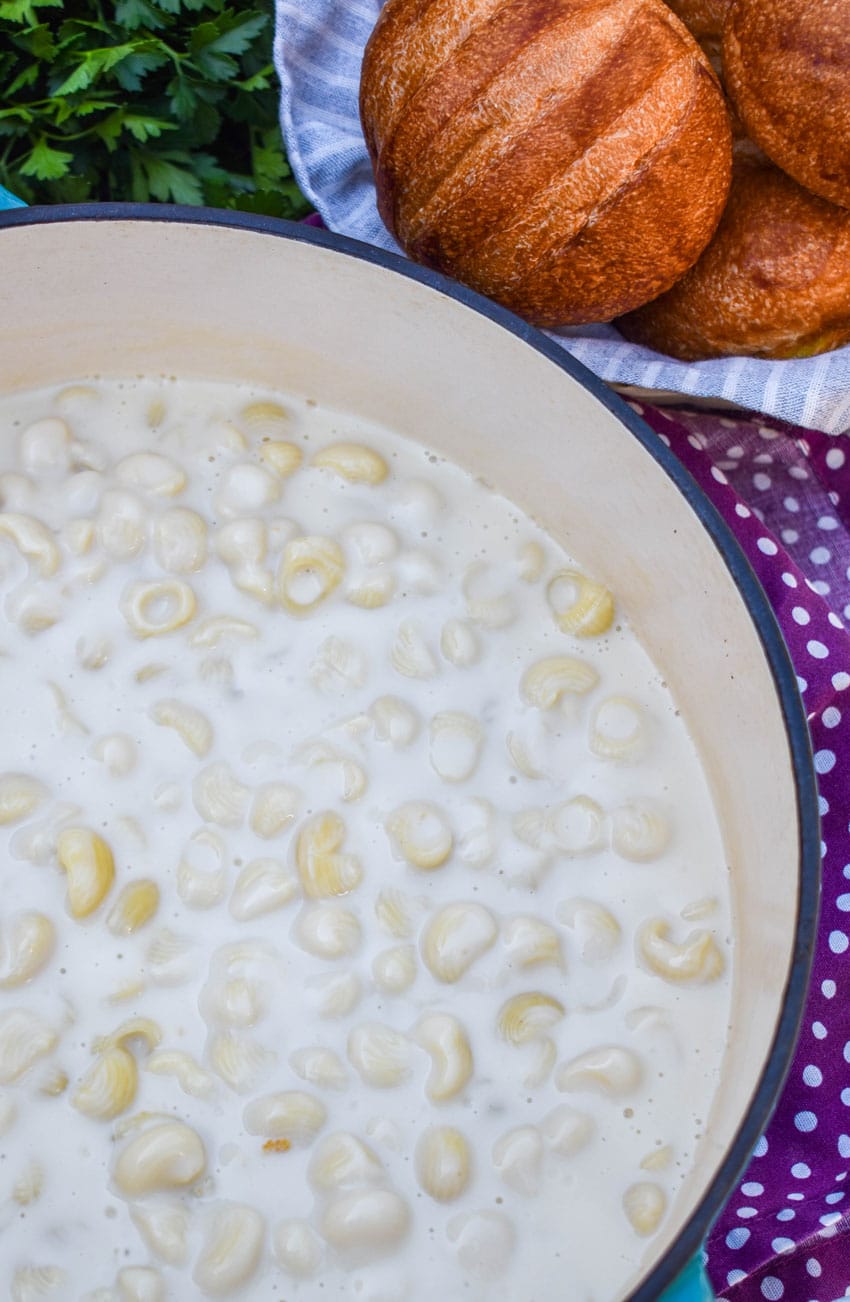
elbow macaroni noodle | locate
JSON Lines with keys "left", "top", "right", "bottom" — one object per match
{"left": 0, "top": 378, "right": 732, "bottom": 1300}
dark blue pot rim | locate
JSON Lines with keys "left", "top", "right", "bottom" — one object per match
{"left": 0, "top": 202, "right": 822, "bottom": 1301}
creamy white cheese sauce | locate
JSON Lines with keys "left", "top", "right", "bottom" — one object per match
{"left": 0, "top": 379, "right": 732, "bottom": 1302}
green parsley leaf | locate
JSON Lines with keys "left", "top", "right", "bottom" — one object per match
{"left": 0, "top": 0, "right": 61, "bottom": 24}
{"left": 114, "top": 0, "right": 168, "bottom": 32}
{"left": 138, "top": 151, "right": 204, "bottom": 204}
{"left": 19, "top": 136, "right": 73, "bottom": 180}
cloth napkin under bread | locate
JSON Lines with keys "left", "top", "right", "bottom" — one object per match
{"left": 273, "top": 0, "right": 850, "bottom": 437}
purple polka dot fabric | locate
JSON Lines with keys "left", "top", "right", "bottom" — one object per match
{"left": 633, "top": 402, "right": 850, "bottom": 1302}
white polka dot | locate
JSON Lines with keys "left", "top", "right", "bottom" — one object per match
{"left": 711, "top": 466, "right": 728, "bottom": 485}
{"left": 829, "top": 931, "right": 849, "bottom": 954}
{"left": 784, "top": 496, "right": 801, "bottom": 513}
{"left": 804, "top": 1064, "right": 824, "bottom": 1086}
{"left": 835, "top": 1171, "right": 847, "bottom": 1182}
{"left": 825, "top": 1191, "right": 846, "bottom": 1205}
{"left": 753, "top": 1136, "right": 769, "bottom": 1157}
{"left": 823, "top": 980, "right": 837, "bottom": 998}
{"left": 727, "top": 1270, "right": 747, "bottom": 1287}
{"left": 793, "top": 606, "right": 812, "bottom": 625}
{"left": 833, "top": 672, "right": 850, "bottom": 691}
{"left": 727, "top": 445, "right": 744, "bottom": 458}
{"left": 759, "top": 426, "right": 779, "bottom": 440}
{"left": 838, "top": 895, "right": 850, "bottom": 912}
{"left": 811, "top": 546, "right": 832, "bottom": 565}
{"left": 795, "top": 1111, "right": 819, "bottom": 1132}
{"left": 815, "top": 749, "right": 836, "bottom": 772}
{"left": 844, "top": 1041, "right": 850, "bottom": 1064}
{"left": 754, "top": 473, "right": 772, "bottom": 491}
{"left": 819, "top": 516, "right": 839, "bottom": 531}
{"left": 806, "top": 1258, "right": 823, "bottom": 1278}
{"left": 793, "top": 1162, "right": 812, "bottom": 1179}
{"left": 788, "top": 1192, "right": 805, "bottom": 1201}
{"left": 839, "top": 1134, "right": 850, "bottom": 1158}
{"left": 824, "top": 706, "right": 843, "bottom": 728}
{"left": 782, "top": 572, "right": 798, "bottom": 588}
{"left": 821, "top": 1220, "right": 839, "bottom": 1238}
{"left": 844, "top": 603, "right": 850, "bottom": 622}
{"left": 737, "top": 1205, "right": 758, "bottom": 1218}
{"left": 776, "top": 1208, "right": 795, "bottom": 1221}
{"left": 813, "top": 1021, "right": 828, "bottom": 1039}
{"left": 735, "top": 503, "right": 751, "bottom": 518}
{"left": 657, "top": 432, "right": 671, "bottom": 448}
{"left": 820, "top": 1211, "right": 842, "bottom": 1227}
{"left": 688, "top": 434, "right": 706, "bottom": 451}
{"left": 808, "top": 641, "right": 830, "bottom": 660}
{"left": 782, "top": 529, "right": 800, "bottom": 544}
{"left": 813, "top": 579, "right": 832, "bottom": 596}
{"left": 797, "top": 676, "right": 809, "bottom": 694}
{"left": 757, "top": 536, "right": 779, "bottom": 555}
{"left": 819, "top": 795, "right": 830, "bottom": 815}
{"left": 761, "top": 1277, "right": 784, "bottom": 1299}
{"left": 771, "top": 1237, "right": 795, "bottom": 1254}
{"left": 727, "top": 1227, "right": 751, "bottom": 1247}
{"left": 742, "top": 1182, "right": 764, "bottom": 1196}
{"left": 789, "top": 465, "right": 810, "bottom": 480}
{"left": 842, "top": 1088, "right": 850, "bottom": 1106}
{"left": 830, "top": 489, "right": 841, "bottom": 505}
{"left": 826, "top": 448, "right": 846, "bottom": 470}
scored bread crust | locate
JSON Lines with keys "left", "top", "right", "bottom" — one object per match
{"left": 360, "top": 0, "right": 732, "bottom": 327}
{"left": 723, "top": 0, "right": 850, "bottom": 210}
{"left": 617, "top": 158, "right": 850, "bottom": 360}
{"left": 661, "top": 0, "right": 729, "bottom": 73}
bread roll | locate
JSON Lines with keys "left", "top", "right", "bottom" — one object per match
{"left": 360, "top": 0, "right": 732, "bottom": 328}
{"left": 617, "top": 158, "right": 850, "bottom": 360}
{"left": 662, "top": 0, "right": 729, "bottom": 72}
{"left": 723, "top": 0, "right": 850, "bottom": 209}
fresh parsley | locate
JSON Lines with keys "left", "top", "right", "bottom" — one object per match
{"left": 0, "top": 0, "right": 311, "bottom": 216}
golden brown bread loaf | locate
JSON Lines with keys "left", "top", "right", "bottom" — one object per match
{"left": 662, "top": 0, "right": 729, "bottom": 76}
{"left": 723, "top": 0, "right": 850, "bottom": 209}
{"left": 617, "top": 158, "right": 850, "bottom": 360}
{"left": 360, "top": 0, "right": 733, "bottom": 328}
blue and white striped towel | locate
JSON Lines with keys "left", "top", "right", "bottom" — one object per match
{"left": 274, "top": 0, "right": 850, "bottom": 435}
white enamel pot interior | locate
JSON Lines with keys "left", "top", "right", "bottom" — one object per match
{"left": 0, "top": 205, "right": 820, "bottom": 1301}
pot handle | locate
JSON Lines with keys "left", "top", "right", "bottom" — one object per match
{"left": 0, "top": 185, "right": 26, "bottom": 211}
{"left": 658, "top": 1256, "right": 715, "bottom": 1301}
